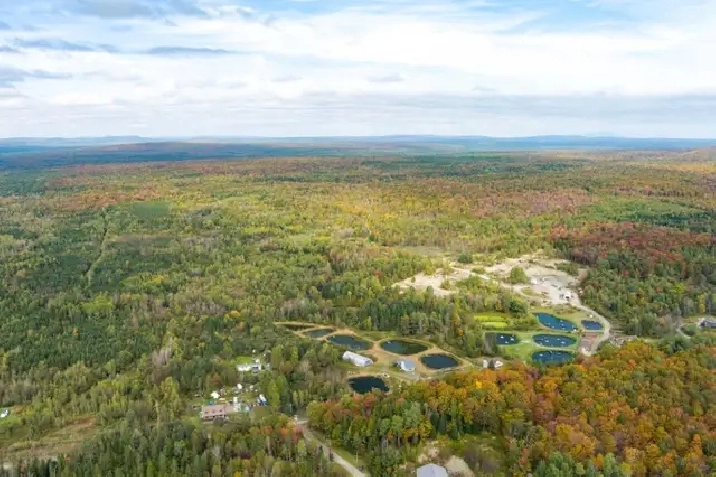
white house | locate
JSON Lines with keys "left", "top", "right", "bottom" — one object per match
{"left": 237, "top": 358, "right": 262, "bottom": 373}
{"left": 396, "top": 358, "right": 416, "bottom": 372}
{"left": 342, "top": 350, "right": 373, "bottom": 367}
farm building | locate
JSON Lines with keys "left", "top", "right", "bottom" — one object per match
{"left": 700, "top": 319, "right": 716, "bottom": 329}
{"left": 200, "top": 403, "right": 232, "bottom": 420}
{"left": 482, "top": 359, "right": 504, "bottom": 369}
{"left": 416, "top": 463, "right": 448, "bottom": 477}
{"left": 396, "top": 358, "right": 416, "bottom": 372}
{"left": 342, "top": 350, "right": 373, "bottom": 367}
{"left": 237, "top": 358, "right": 262, "bottom": 373}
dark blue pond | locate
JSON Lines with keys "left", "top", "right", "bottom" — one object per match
{"left": 420, "top": 354, "right": 459, "bottom": 370}
{"left": 281, "top": 323, "right": 314, "bottom": 331}
{"left": 327, "top": 334, "right": 372, "bottom": 351}
{"left": 533, "top": 334, "right": 577, "bottom": 347}
{"left": 349, "top": 376, "right": 389, "bottom": 394}
{"left": 488, "top": 332, "right": 519, "bottom": 345}
{"left": 532, "top": 350, "right": 574, "bottom": 364}
{"left": 380, "top": 339, "right": 428, "bottom": 355}
{"left": 581, "top": 320, "right": 604, "bottom": 331}
{"left": 534, "top": 312, "right": 577, "bottom": 332}
{"left": 305, "top": 328, "right": 334, "bottom": 338}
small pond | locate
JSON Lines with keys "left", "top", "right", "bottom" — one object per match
{"left": 420, "top": 354, "right": 459, "bottom": 370}
{"left": 349, "top": 376, "right": 389, "bottom": 394}
{"left": 281, "top": 323, "right": 315, "bottom": 331}
{"left": 380, "top": 339, "right": 429, "bottom": 355}
{"left": 581, "top": 320, "right": 604, "bottom": 331}
{"left": 534, "top": 312, "right": 577, "bottom": 332}
{"left": 488, "top": 332, "right": 519, "bottom": 345}
{"left": 327, "top": 334, "right": 372, "bottom": 351}
{"left": 532, "top": 350, "right": 575, "bottom": 364}
{"left": 532, "top": 333, "right": 577, "bottom": 348}
{"left": 305, "top": 328, "right": 335, "bottom": 338}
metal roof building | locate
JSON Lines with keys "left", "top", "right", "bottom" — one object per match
{"left": 396, "top": 358, "right": 416, "bottom": 372}
{"left": 416, "top": 463, "right": 448, "bottom": 477}
{"left": 342, "top": 350, "right": 373, "bottom": 367}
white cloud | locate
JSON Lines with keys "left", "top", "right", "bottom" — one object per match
{"left": 1, "top": 0, "right": 716, "bottom": 136}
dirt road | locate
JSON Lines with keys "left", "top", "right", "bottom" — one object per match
{"left": 297, "top": 419, "right": 367, "bottom": 477}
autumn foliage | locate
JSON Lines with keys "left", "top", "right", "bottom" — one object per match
{"left": 308, "top": 342, "right": 716, "bottom": 476}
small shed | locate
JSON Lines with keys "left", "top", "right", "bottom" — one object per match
{"left": 342, "top": 350, "right": 373, "bottom": 367}
{"left": 396, "top": 358, "right": 416, "bottom": 372}
{"left": 416, "top": 463, "right": 448, "bottom": 477}
{"left": 700, "top": 319, "right": 716, "bottom": 329}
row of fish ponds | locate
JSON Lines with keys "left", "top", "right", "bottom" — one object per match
{"left": 292, "top": 325, "right": 433, "bottom": 355}
{"left": 487, "top": 311, "right": 587, "bottom": 364}
{"left": 287, "top": 325, "right": 461, "bottom": 369}
{"left": 347, "top": 354, "right": 460, "bottom": 393}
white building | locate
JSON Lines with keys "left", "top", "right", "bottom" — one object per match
{"left": 396, "top": 358, "right": 416, "bottom": 372}
{"left": 237, "top": 358, "right": 262, "bottom": 373}
{"left": 416, "top": 463, "right": 448, "bottom": 477}
{"left": 483, "top": 359, "right": 504, "bottom": 369}
{"left": 342, "top": 350, "right": 373, "bottom": 367}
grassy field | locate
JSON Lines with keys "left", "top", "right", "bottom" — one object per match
{"left": 474, "top": 312, "right": 512, "bottom": 329}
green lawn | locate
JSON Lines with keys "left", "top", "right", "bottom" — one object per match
{"left": 483, "top": 321, "right": 509, "bottom": 329}
{"left": 475, "top": 312, "right": 513, "bottom": 329}
{"left": 474, "top": 312, "right": 510, "bottom": 323}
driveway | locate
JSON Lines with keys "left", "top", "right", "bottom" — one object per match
{"left": 297, "top": 419, "right": 367, "bottom": 477}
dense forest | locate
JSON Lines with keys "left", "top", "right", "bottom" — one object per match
{"left": 0, "top": 150, "right": 714, "bottom": 474}
{"left": 308, "top": 339, "right": 716, "bottom": 476}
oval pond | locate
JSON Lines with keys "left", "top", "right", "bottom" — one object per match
{"left": 281, "top": 323, "right": 315, "bottom": 331}
{"left": 327, "top": 334, "right": 372, "bottom": 351}
{"left": 534, "top": 312, "right": 577, "bottom": 332}
{"left": 349, "top": 376, "right": 389, "bottom": 394}
{"left": 488, "top": 332, "right": 519, "bottom": 345}
{"left": 420, "top": 354, "right": 459, "bottom": 370}
{"left": 581, "top": 320, "right": 604, "bottom": 331}
{"left": 532, "top": 350, "right": 574, "bottom": 365}
{"left": 380, "top": 339, "right": 428, "bottom": 355}
{"left": 532, "top": 333, "right": 577, "bottom": 348}
{"left": 305, "top": 328, "right": 334, "bottom": 338}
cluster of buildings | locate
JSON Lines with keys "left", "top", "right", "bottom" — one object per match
{"left": 200, "top": 393, "right": 267, "bottom": 421}
{"left": 481, "top": 358, "right": 504, "bottom": 369}
{"left": 200, "top": 357, "right": 270, "bottom": 421}
{"left": 342, "top": 351, "right": 420, "bottom": 374}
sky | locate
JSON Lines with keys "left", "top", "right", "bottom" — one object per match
{"left": 1, "top": 0, "right": 715, "bottom": 138}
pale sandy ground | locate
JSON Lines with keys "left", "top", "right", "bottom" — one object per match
{"left": 394, "top": 265, "right": 473, "bottom": 296}
{"left": 394, "top": 253, "right": 612, "bottom": 355}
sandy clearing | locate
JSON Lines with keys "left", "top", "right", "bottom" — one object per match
{"left": 395, "top": 253, "right": 612, "bottom": 355}
{"left": 394, "top": 264, "right": 473, "bottom": 296}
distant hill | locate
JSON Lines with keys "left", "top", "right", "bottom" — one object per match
{"left": 1, "top": 135, "right": 716, "bottom": 170}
